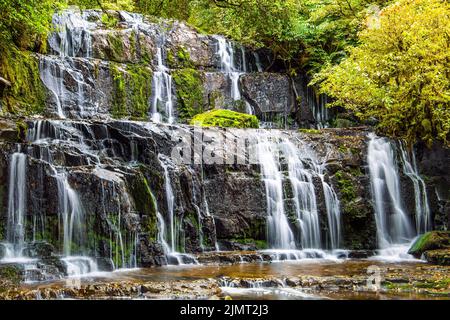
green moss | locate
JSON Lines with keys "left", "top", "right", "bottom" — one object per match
{"left": 190, "top": 109, "right": 259, "bottom": 129}
{"left": 126, "top": 64, "right": 152, "bottom": 119}
{"left": 128, "top": 173, "right": 158, "bottom": 238}
{"left": 107, "top": 32, "right": 125, "bottom": 61}
{"left": 110, "top": 63, "right": 127, "bottom": 118}
{"left": 232, "top": 238, "right": 267, "bottom": 250}
{"left": 0, "top": 49, "right": 46, "bottom": 115}
{"left": 110, "top": 62, "right": 152, "bottom": 120}
{"left": 408, "top": 231, "right": 450, "bottom": 257}
{"left": 0, "top": 266, "right": 22, "bottom": 284}
{"left": 172, "top": 68, "right": 205, "bottom": 120}
{"left": 299, "top": 128, "right": 322, "bottom": 134}
{"left": 16, "top": 120, "right": 28, "bottom": 141}
{"left": 167, "top": 46, "right": 194, "bottom": 69}
{"left": 101, "top": 13, "right": 118, "bottom": 29}
{"left": 334, "top": 170, "right": 357, "bottom": 203}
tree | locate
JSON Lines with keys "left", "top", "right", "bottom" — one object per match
{"left": 313, "top": 0, "right": 450, "bottom": 145}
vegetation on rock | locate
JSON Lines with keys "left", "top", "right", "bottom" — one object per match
{"left": 190, "top": 109, "right": 259, "bottom": 128}
{"left": 408, "top": 231, "right": 450, "bottom": 258}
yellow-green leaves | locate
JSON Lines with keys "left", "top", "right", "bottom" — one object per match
{"left": 314, "top": 0, "right": 450, "bottom": 146}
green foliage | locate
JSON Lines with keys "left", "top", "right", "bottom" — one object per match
{"left": 110, "top": 62, "right": 152, "bottom": 119}
{"left": 190, "top": 109, "right": 259, "bottom": 128}
{"left": 101, "top": 12, "right": 118, "bottom": 28}
{"left": 172, "top": 68, "right": 205, "bottom": 120}
{"left": 408, "top": 231, "right": 450, "bottom": 257}
{"left": 314, "top": 0, "right": 450, "bottom": 145}
{"left": 134, "top": 0, "right": 191, "bottom": 21}
{"left": 334, "top": 170, "right": 356, "bottom": 202}
{"left": 0, "top": 49, "right": 46, "bottom": 115}
{"left": 167, "top": 46, "right": 194, "bottom": 69}
{"left": 0, "top": 0, "right": 58, "bottom": 52}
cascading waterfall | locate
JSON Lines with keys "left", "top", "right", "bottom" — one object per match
{"left": 48, "top": 10, "right": 96, "bottom": 58}
{"left": 5, "top": 152, "right": 27, "bottom": 258}
{"left": 40, "top": 10, "right": 96, "bottom": 119}
{"left": 255, "top": 135, "right": 296, "bottom": 250}
{"left": 151, "top": 39, "right": 175, "bottom": 123}
{"left": 367, "top": 134, "right": 416, "bottom": 259}
{"left": 215, "top": 36, "right": 253, "bottom": 114}
{"left": 399, "top": 143, "right": 431, "bottom": 234}
{"left": 253, "top": 132, "right": 343, "bottom": 259}
{"left": 158, "top": 154, "right": 198, "bottom": 264}
{"left": 280, "top": 141, "right": 321, "bottom": 249}
{"left": 319, "top": 176, "right": 341, "bottom": 250}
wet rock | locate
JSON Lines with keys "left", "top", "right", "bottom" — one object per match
{"left": 240, "top": 73, "right": 294, "bottom": 119}
{"left": 348, "top": 250, "right": 376, "bottom": 259}
{"left": 23, "top": 241, "right": 56, "bottom": 259}
{"left": 423, "top": 249, "right": 450, "bottom": 266}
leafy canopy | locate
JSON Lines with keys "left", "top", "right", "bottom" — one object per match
{"left": 313, "top": 0, "right": 450, "bottom": 145}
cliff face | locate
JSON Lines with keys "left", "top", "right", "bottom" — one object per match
{"left": 0, "top": 9, "right": 448, "bottom": 280}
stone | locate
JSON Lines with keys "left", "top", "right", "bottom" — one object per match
{"left": 240, "top": 73, "right": 294, "bottom": 119}
{"left": 408, "top": 231, "right": 450, "bottom": 258}
{"left": 423, "top": 249, "right": 450, "bottom": 265}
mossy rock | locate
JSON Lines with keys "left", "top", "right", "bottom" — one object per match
{"left": 190, "top": 109, "right": 259, "bottom": 129}
{"left": 172, "top": 68, "right": 205, "bottom": 121}
{"left": 408, "top": 231, "right": 450, "bottom": 258}
{"left": 0, "top": 265, "right": 22, "bottom": 284}
{"left": 299, "top": 128, "right": 322, "bottom": 134}
{"left": 167, "top": 46, "right": 194, "bottom": 69}
{"left": 110, "top": 62, "right": 152, "bottom": 120}
{"left": 423, "top": 249, "right": 450, "bottom": 266}
{"left": 0, "top": 49, "right": 46, "bottom": 115}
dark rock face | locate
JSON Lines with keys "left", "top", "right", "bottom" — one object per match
{"left": 0, "top": 118, "right": 384, "bottom": 269}
{"left": 240, "top": 73, "right": 294, "bottom": 121}
{"left": 415, "top": 142, "right": 450, "bottom": 230}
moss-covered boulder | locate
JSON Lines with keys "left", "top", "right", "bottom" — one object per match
{"left": 423, "top": 249, "right": 450, "bottom": 266}
{"left": 190, "top": 109, "right": 259, "bottom": 129}
{"left": 408, "top": 231, "right": 450, "bottom": 258}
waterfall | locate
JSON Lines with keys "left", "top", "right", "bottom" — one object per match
{"left": 48, "top": 10, "right": 96, "bottom": 58}
{"left": 320, "top": 177, "right": 341, "bottom": 249}
{"left": 280, "top": 141, "right": 321, "bottom": 249}
{"left": 214, "top": 36, "right": 253, "bottom": 114}
{"left": 253, "top": 132, "right": 343, "bottom": 257}
{"left": 56, "top": 173, "right": 86, "bottom": 257}
{"left": 255, "top": 135, "right": 295, "bottom": 249}
{"left": 399, "top": 143, "right": 431, "bottom": 234}
{"left": 157, "top": 155, "right": 198, "bottom": 264}
{"left": 159, "top": 155, "right": 176, "bottom": 252}
{"left": 367, "top": 133, "right": 416, "bottom": 259}
{"left": 5, "top": 153, "right": 27, "bottom": 258}
{"left": 40, "top": 10, "right": 96, "bottom": 119}
{"left": 151, "top": 43, "right": 175, "bottom": 123}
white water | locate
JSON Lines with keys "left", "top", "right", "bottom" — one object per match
{"left": 399, "top": 143, "right": 431, "bottom": 234}
{"left": 151, "top": 45, "right": 174, "bottom": 123}
{"left": 367, "top": 134, "right": 416, "bottom": 260}
{"left": 48, "top": 10, "right": 96, "bottom": 58}
{"left": 253, "top": 133, "right": 342, "bottom": 253}
{"left": 5, "top": 153, "right": 27, "bottom": 259}
{"left": 255, "top": 135, "right": 295, "bottom": 249}
{"left": 157, "top": 155, "right": 198, "bottom": 265}
{"left": 215, "top": 36, "right": 254, "bottom": 114}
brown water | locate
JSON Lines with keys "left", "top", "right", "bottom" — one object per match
{"left": 19, "top": 259, "right": 450, "bottom": 300}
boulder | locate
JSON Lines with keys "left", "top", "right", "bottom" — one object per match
{"left": 423, "top": 249, "right": 450, "bottom": 265}
{"left": 408, "top": 231, "right": 450, "bottom": 258}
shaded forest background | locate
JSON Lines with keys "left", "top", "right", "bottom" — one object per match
{"left": 0, "top": 0, "right": 448, "bottom": 145}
